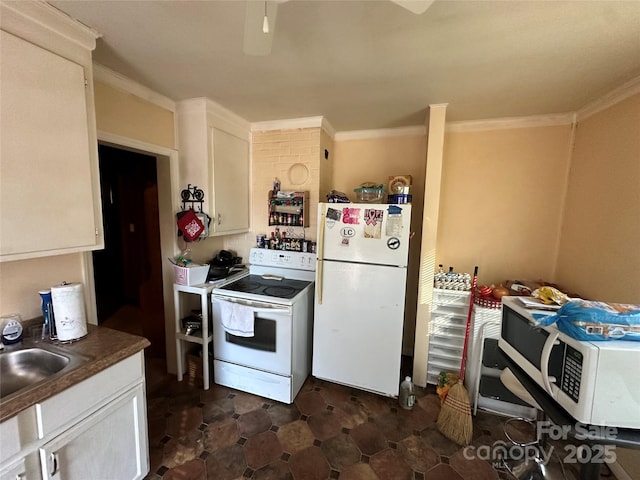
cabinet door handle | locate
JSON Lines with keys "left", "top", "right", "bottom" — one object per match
{"left": 49, "top": 452, "right": 60, "bottom": 477}
{"left": 217, "top": 213, "right": 222, "bottom": 225}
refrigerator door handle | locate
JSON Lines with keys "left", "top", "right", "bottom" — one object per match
{"left": 317, "top": 206, "right": 326, "bottom": 304}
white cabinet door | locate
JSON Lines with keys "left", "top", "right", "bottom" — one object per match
{"left": 176, "top": 98, "right": 251, "bottom": 237}
{"left": 210, "top": 127, "right": 250, "bottom": 234}
{"left": 0, "top": 29, "right": 102, "bottom": 261}
{"left": 38, "top": 383, "right": 148, "bottom": 480}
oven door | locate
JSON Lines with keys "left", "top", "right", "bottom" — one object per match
{"left": 212, "top": 294, "right": 292, "bottom": 375}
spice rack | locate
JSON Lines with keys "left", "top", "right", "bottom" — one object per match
{"left": 268, "top": 190, "right": 308, "bottom": 227}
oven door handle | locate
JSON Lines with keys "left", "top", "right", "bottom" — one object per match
{"left": 214, "top": 296, "right": 292, "bottom": 315}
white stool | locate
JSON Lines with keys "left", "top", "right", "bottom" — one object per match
{"left": 500, "top": 368, "right": 567, "bottom": 480}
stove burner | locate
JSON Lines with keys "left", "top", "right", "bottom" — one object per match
{"left": 219, "top": 275, "right": 311, "bottom": 300}
{"left": 263, "top": 286, "right": 296, "bottom": 298}
{"left": 240, "top": 283, "right": 262, "bottom": 293}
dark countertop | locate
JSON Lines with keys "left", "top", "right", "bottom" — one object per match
{"left": 0, "top": 325, "right": 150, "bottom": 423}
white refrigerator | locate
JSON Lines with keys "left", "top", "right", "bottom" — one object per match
{"left": 312, "top": 202, "right": 412, "bottom": 397}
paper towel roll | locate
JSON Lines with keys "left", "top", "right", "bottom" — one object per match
{"left": 51, "top": 282, "right": 88, "bottom": 341}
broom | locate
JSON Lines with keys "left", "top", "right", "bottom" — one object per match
{"left": 436, "top": 265, "right": 478, "bottom": 446}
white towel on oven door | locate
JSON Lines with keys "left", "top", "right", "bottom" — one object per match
{"left": 219, "top": 300, "right": 255, "bottom": 337}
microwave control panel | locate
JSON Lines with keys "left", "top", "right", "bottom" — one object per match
{"left": 560, "top": 346, "right": 583, "bottom": 402}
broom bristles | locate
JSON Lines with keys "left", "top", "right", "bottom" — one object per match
{"left": 436, "top": 380, "right": 473, "bottom": 446}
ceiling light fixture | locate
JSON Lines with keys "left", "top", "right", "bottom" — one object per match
{"left": 262, "top": 2, "right": 269, "bottom": 34}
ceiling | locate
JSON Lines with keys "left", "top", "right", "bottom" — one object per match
{"left": 49, "top": 0, "right": 640, "bottom": 132}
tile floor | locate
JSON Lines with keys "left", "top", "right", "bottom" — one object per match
{"left": 140, "top": 358, "right": 617, "bottom": 480}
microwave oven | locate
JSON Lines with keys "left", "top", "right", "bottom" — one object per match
{"left": 498, "top": 297, "right": 640, "bottom": 429}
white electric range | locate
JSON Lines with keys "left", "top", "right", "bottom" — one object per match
{"left": 211, "top": 248, "right": 316, "bottom": 403}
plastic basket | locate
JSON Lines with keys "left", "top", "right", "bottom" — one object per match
{"left": 173, "top": 264, "right": 209, "bottom": 285}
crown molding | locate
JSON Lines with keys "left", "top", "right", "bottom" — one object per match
{"left": 176, "top": 97, "right": 250, "bottom": 139}
{"left": 250, "top": 116, "right": 327, "bottom": 132}
{"left": 334, "top": 125, "right": 426, "bottom": 141}
{"left": 446, "top": 113, "right": 575, "bottom": 133}
{"left": 93, "top": 63, "right": 176, "bottom": 112}
{"left": 321, "top": 118, "right": 336, "bottom": 139}
{"left": 576, "top": 75, "right": 640, "bottom": 121}
{"left": 2, "top": 0, "right": 99, "bottom": 51}
{"left": 204, "top": 98, "right": 250, "bottom": 131}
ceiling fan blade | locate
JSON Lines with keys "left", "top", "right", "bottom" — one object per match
{"left": 243, "top": 1, "right": 279, "bottom": 56}
{"left": 390, "top": 0, "right": 435, "bottom": 15}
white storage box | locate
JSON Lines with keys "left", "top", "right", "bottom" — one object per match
{"left": 173, "top": 264, "right": 209, "bottom": 285}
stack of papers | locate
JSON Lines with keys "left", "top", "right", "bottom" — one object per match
{"left": 518, "top": 297, "right": 562, "bottom": 310}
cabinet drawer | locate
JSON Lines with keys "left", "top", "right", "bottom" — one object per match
{"left": 36, "top": 353, "right": 144, "bottom": 439}
{"left": 430, "top": 311, "right": 467, "bottom": 328}
{"left": 432, "top": 304, "right": 469, "bottom": 318}
{"left": 426, "top": 371, "right": 440, "bottom": 386}
{"left": 432, "top": 289, "right": 470, "bottom": 308}
{"left": 0, "top": 407, "right": 38, "bottom": 465}
{"left": 429, "top": 334, "right": 465, "bottom": 349}
{"left": 427, "top": 356, "right": 461, "bottom": 373}
{"left": 429, "top": 321, "right": 466, "bottom": 337}
{"left": 428, "top": 344, "right": 463, "bottom": 361}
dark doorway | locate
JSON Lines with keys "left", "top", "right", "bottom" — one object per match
{"left": 93, "top": 144, "right": 166, "bottom": 359}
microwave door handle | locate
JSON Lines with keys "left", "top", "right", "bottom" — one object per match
{"left": 541, "top": 330, "right": 560, "bottom": 395}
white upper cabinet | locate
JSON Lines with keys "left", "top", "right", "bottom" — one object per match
{"left": 0, "top": 1, "right": 103, "bottom": 262}
{"left": 176, "top": 98, "right": 251, "bottom": 236}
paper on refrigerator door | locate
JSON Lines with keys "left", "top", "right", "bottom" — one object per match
{"left": 386, "top": 205, "right": 405, "bottom": 236}
{"left": 363, "top": 208, "right": 384, "bottom": 238}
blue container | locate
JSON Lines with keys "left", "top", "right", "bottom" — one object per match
{"left": 39, "top": 289, "right": 57, "bottom": 340}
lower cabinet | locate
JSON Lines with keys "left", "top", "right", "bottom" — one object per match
{"left": 0, "top": 352, "right": 149, "bottom": 480}
{"left": 39, "top": 384, "right": 147, "bottom": 480}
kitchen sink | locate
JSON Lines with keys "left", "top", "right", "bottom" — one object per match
{"left": 0, "top": 342, "right": 89, "bottom": 400}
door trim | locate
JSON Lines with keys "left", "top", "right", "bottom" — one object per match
{"left": 83, "top": 130, "right": 180, "bottom": 370}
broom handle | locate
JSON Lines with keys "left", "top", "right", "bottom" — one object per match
{"left": 459, "top": 266, "right": 478, "bottom": 381}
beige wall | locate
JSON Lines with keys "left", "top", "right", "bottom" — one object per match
{"left": 0, "top": 81, "right": 176, "bottom": 323}
{"left": 555, "top": 93, "right": 640, "bottom": 303}
{"left": 319, "top": 129, "right": 335, "bottom": 205}
{"left": 94, "top": 81, "right": 175, "bottom": 149}
{"left": 439, "top": 125, "right": 573, "bottom": 287}
{"left": 0, "top": 255, "right": 86, "bottom": 320}
{"left": 332, "top": 133, "right": 427, "bottom": 354}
